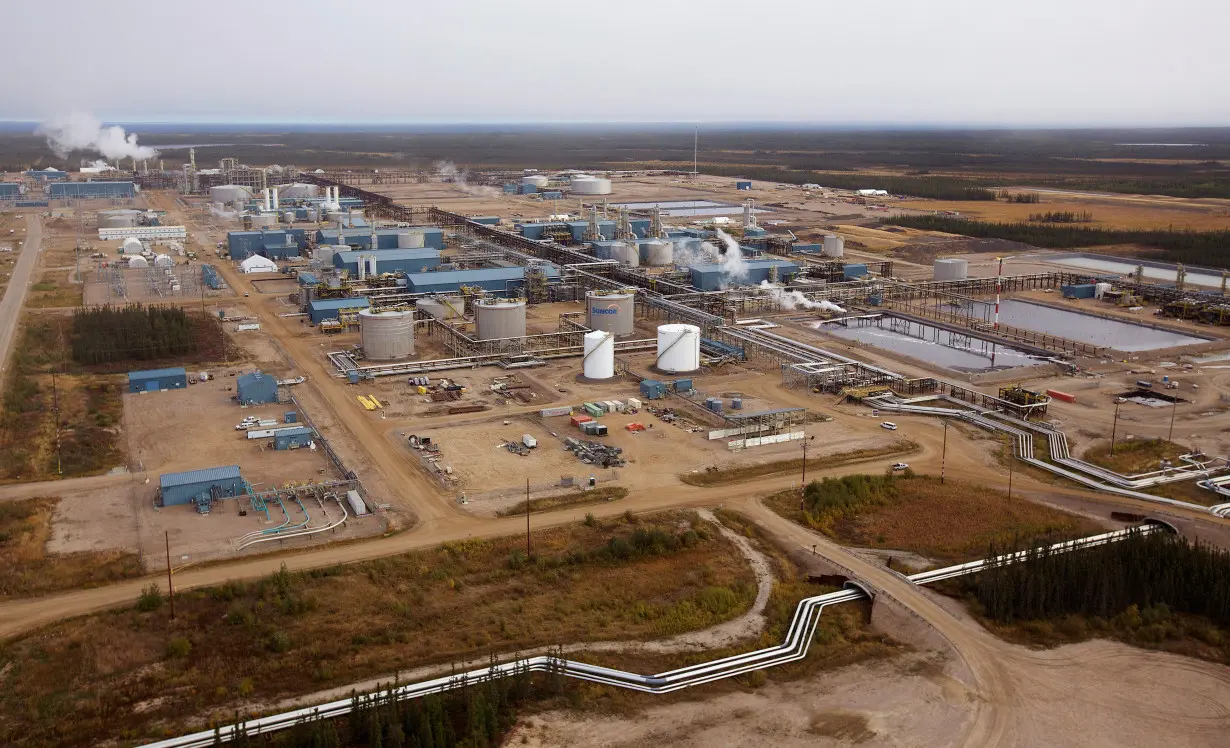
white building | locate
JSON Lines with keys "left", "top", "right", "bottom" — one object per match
{"left": 98, "top": 225, "right": 188, "bottom": 242}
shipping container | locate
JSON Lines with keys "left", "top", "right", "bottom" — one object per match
{"left": 570, "top": 414, "right": 593, "bottom": 427}
{"left": 1045, "top": 389, "right": 1077, "bottom": 403}
{"left": 673, "top": 378, "right": 693, "bottom": 391}
{"left": 541, "top": 406, "right": 573, "bottom": 418}
{"left": 626, "top": 397, "right": 642, "bottom": 410}
{"left": 1136, "top": 380, "right": 1153, "bottom": 389}
{"left": 522, "top": 434, "right": 537, "bottom": 448}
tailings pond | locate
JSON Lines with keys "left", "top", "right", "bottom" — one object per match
{"left": 956, "top": 300, "right": 1209, "bottom": 352}
{"left": 812, "top": 315, "right": 1046, "bottom": 372}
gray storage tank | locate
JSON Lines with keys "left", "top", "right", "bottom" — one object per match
{"left": 474, "top": 299, "right": 527, "bottom": 340}
{"left": 822, "top": 234, "right": 845, "bottom": 258}
{"left": 585, "top": 290, "right": 635, "bottom": 336}
{"left": 359, "top": 308, "right": 415, "bottom": 360}
{"left": 642, "top": 239, "right": 673, "bottom": 266}
{"left": 933, "top": 257, "right": 969, "bottom": 281}
{"left": 416, "top": 295, "right": 465, "bottom": 320}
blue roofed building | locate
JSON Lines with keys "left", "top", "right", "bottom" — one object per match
{"left": 274, "top": 426, "right": 315, "bottom": 450}
{"left": 688, "top": 259, "right": 800, "bottom": 291}
{"left": 332, "top": 248, "right": 440, "bottom": 275}
{"left": 127, "top": 367, "right": 188, "bottom": 393}
{"left": 226, "top": 229, "right": 307, "bottom": 260}
{"left": 159, "top": 466, "right": 245, "bottom": 507}
{"left": 404, "top": 266, "right": 560, "bottom": 295}
{"left": 0, "top": 183, "right": 21, "bottom": 200}
{"left": 48, "top": 181, "right": 135, "bottom": 198}
{"left": 236, "top": 370, "right": 279, "bottom": 405}
{"left": 24, "top": 168, "right": 69, "bottom": 181}
{"left": 308, "top": 296, "right": 370, "bottom": 323}
{"left": 314, "top": 227, "right": 444, "bottom": 250}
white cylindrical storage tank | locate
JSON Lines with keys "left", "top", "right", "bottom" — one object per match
{"left": 522, "top": 174, "right": 550, "bottom": 188}
{"left": 396, "top": 230, "right": 426, "bottom": 248}
{"left": 474, "top": 299, "right": 527, "bottom": 340}
{"left": 305, "top": 208, "right": 319, "bottom": 223}
{"left": 582, "top": 331, "right": 615, "bottom": 380}
{"left": 325, "top": 210, "right": 344, "bottom": 223}
{"left": 656, "top": 324, "right": 701, "bottom": 373}
{"left": 283, "top": 211, "right": 296, "bottom": 224}
{"left": 611, "top": 242, "right": 639, "bottom": 267}
{"left": 278, "top": 183, "right": 318, "bottom": 199}
{"left": 585, "top": 291, "right": 635, "bottom": 336}
{"left": 120, "top": 237, "right": 144, "bottom": 255}
{"left": 127, "top": 255, "right": 149, "bottom": 269}
{"left": 822, "top": 234, "right": 845, "bottom": 258}
{"left": 153, "top": 253, "right": 173, "bottom": 268}
{"left": 933, "top": 257, "right": 969, "bottom": 281}
{"left": 250, "top": 214, "right": 277, "bottom": 229}
{"left": 571, "top": 177, "right": 612, "bottom": 195}
{"left": 1094, "top": 282, "right": 1112, "bottom": 299}
{"left": 99, "top": 210, "right": 138, "bottom": 228}
{"left": 209, "top": 185, "right": 251, "bottom": 204}
{"left": 643, "top": 239, "right": 673, "bottom": 266}
{"left": 359, "top": 309, "right": 415, "bottom": 360}
{"left": 416, "top": 295, "right": 464, "bottom": 320}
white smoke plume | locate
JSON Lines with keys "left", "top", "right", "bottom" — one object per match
{"left": 36, "top": 113, "right": 159, "bottom": 161}
{"left": 434, "top": 160, "right": 500, "bottom": 198}
{"left": 84, "top": 159, "right": 114, "bottom": 170}
{"left": 758, "top": 281, "right": 846, "bottom": 313}
{"left": 714, "top": 228, "right": 749, "bottom": 286}
{"left": 209, "top": 205, "right": 239, "bottom": 220}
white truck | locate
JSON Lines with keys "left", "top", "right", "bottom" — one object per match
{"left": 522, "top": 434, "right": 538, "bottom": 449}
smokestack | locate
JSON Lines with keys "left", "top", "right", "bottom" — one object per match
{"left": 272, "top": 187, "right": 279, "bottom": 211}
{"left": 261, "top": 188, "right": 271, "bottom": 212}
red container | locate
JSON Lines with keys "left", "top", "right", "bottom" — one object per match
{"left": 570, "top": 415, "right": 593, "bottom": 427}
{"left": 1046, "top": 389, "right": 1077, "bottom": 403}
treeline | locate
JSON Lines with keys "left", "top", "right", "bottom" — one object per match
{"left": 71, "top": 304, "right": 198, "bottom": 366}
{"left": 802, "top": 473, "right": 903, "bottom": 530}
{"left": 1028, "top": 211, "right": 1093, "bottom": 224}
{"left": 882, "top": 214, "right": 1230, "bottom": 269}
{"left": 967, "top": 530, "right": 1230, "bottom": 627}
{"left": 249, "top": 667, "right": 562, "bottom": 747}
{"left": 1001, "top": 191, "right": 1041, "bottom": 203}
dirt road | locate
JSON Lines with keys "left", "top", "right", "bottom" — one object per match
{"left": 0, "top": 214, "right": 42, "bottom": 385}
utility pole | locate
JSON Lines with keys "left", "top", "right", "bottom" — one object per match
{"left": 1110, "top": 401, "right": 1121, "bottom": 455}
{"left": 165, "top": 531, "right": 176, "bottom": 620}
{"left": 1007, "top": 447, "right": 1014, "bottom": 500}
{"left": 525, "top": 478, "right": 531, "bottom": 559}
{"left": 1168, "top": 396, "right": 1178, "bottom": 443}
{"left": 799, "top": 436, "right": 814, "bottom": 505}
{"left": 940, "top": 420, "right": 949, "bottom": 485}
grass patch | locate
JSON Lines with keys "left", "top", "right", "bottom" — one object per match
{"left": 766, "top": 473, "right": 1102, "bottom": 563}
{"left": 25, "top": 271, "right": 82, "bottom": 308}
{"left": 496, "top": 486, "right": 628, "bottom": 517}
{"left": 0, "top": 510, "right": 756, "bottom": 746}
{"left": 680, "top": 441, "right": 918, "bottom": 487}
{"left": 0, "top": 497, "right": 141, "bottom": 598}
{"left": 1083, "top": 437, "right": 1190, "bottom": 475}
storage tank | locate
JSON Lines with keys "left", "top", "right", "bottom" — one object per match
{"left": 396, "top": 230, "right": 426, "bottom": 248}
{"left": 153, "top": 254, "right": 173, "bottom": 268}
{"left": 305, "top": 208, "right": 319, "bottom": 223}
{"left": 933, "top": 257, "right": 969, "bottom": 281}
{"left": 250, "top": 214, "right": 277, "bottom": 229}
{"left": 643, "top": 239, "right": 673, "bottom": 266}
{"left": 582, "top": 331, "right": 615, "bottom": 379}
{"left": 120, "top": 237, "right": 144, "bottom": 255}
{"left": 313, "top": 245, "right": 336, "bottom": 267}
{"left": 359, "top": 308, "right": 415, "bottom": 360}
{"left": 283, "top": 211, "right": 296, "bottom": 224}
{"left": 127, "top": 255, "right": 149, "bottom": 269}
{"left": 822, "top": 234, "right": 845, "bottom": 258}
{"left": 416, "top": 295, "right": 465, "bottom": 320}
{"left": 585, "top": 290, "right": 635, "bottom": 335}
{"left": 278, "top": 183, "right": 319, "bottom": 199}
{"left": 474, "top": 299, "right": 527, "bottom": 340}
{"left": 209, "top": 185, "right": 251, "bottom": 204}
{"left": 571, "top": 177, "right": 612, "bottom": 195}
{"left": 522, "top": 174, "right": 550, "bottom": 188}
{"left": 656, "top": 324, "right": 701, "bottom": 373}
{"left": 1094, "top": 282, "right": 1113, "bottom": 299}
{"left": 610, "top": 242, "right": 639, "bottom": 267}
{"left": 99, "top": 209, "right": 139, "bottom": 228}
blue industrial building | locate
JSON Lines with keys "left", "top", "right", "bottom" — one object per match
{"left": 517, "top": 219, "right": 650, "bottom": 243}
{"left": 308, "top": 296, "right": 371, "bottom": 323}
{"left": 24, "top": 168, "right": 69, "bottom": 181}
{"left": 236, "top": 371, "right": 279, "bottom": 405}
{"left": 0, "top": 183, "right": 20, "bottom": 200}
{"left": 159, "top": 466, "right": 245, "bottom": 507}
{"left": 791, "top": 243, "right": 822, "bottom": 254}
{"left": 314, "top": 227, "right": 444, "bottom": 250}
{"left": 274, "top": 427, "right": 315, "bottom": 450}
{"left": 735, "top": 181, "right": 753, "bottom": 190}
{"left": 201, "top": 264, "right": 222, "bottom": 289}
{"left": 48, "top": 181, "right": 135, "bottom": 199}
{"left": 127, "top": 367, "right": 188, "bottom": 393}
{"left": 744, "top": 226, "right": 768, "bottom": 238}
{"left": 842, "top": 263, "right": 869, "bottom": 280}
{"left": 404, "top": 266, "right": 560, "bottom": 294}
{"left": 333, "top": 248, "right": 441, "bottom": 275}
{"left": 688, "top": 259, "right": 800, "bottom": 291}
{"left": 468, "top": 216, "right": 500, "bottom": 225}
{"left": 227, "top": 229, "right": 307, "bottom": 260}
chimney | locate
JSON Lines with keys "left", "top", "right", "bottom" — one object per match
{"left": 272, "top": 187, "right": 279, "bottom": 211}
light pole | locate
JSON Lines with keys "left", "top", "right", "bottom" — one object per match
{"left": 1168, "top": 395, "right": 1178, "bottom": 443}
{"left": 940, "top": 420, "right": 948, "bottom": 485}
{"left": 1109, "top": 401, "right": 1121, "bottom": 456}
{"left": 800, "top": 436, "right": 814, "bottom": 506}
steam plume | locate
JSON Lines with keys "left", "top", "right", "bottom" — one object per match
{"left": 758, "top": 281, "right": 846, "bottom": 312}
{"left": 435, "top": 161, "right": 500, "bottom": 198}
{"left": 36, "top": 113, "right": 159, "bottom": 161}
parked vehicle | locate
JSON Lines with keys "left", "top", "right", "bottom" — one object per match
{"left": 880, "top": 422, "right": 898, "bottom": 430}
{"left": 892, "top": 462, "right": 910, "bottom": 471}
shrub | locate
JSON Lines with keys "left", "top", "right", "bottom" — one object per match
{"left": 164, "top": 637, "right": 192, "bottom": 659}
{"left": 267, "top": 631, "right": 291, "bottom": 653}
{"left": 136, "top": 584, "right": 164, "bottom": 612}
{"left": 583, "top": 512, "right": 596, "bottom": 527}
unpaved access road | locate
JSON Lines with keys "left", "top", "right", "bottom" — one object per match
{"left": 0, "top": 214, "right": 42, "bottom": 386}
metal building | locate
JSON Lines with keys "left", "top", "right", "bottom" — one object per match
{"left": 226, "top": 229, "right": 307, "bottom": 260}
{"left": 333, "top": 248, "right": 440, "bottom": 276}
{"left": 48, "top": 181, "right": 136, "bottom": 199}
{"left": 128, "top": 367, "right": 188, "bottom": 393}
{"left": 474, "top": 299, "right": 527, "bottom": 340}
{"left": 308, "top": 296, "right": 371, "bottom": 323}
{"left": 359, "top": 309, "right": 415, "bottom": 360}
{"left": 314, "top": 227, "right": 444, "bottom": 250}
{"left": 735, "top": 181, "right": 753, "bottom": 190}
{"left": 159, "top": 466, "right": 245, "bottom": 507}
{"left": 273, "top": 427, "right": 315, "bottom": 450}
{"left": 404, "top": 266, "right": 559, "bottom": 295}
{"left": 585, "top": 290, "right": 635, "bottom": 335}
{"left": 0, "top": 183, "right": 20, "bottom": 200}
{"left": 688, "top": 259, "right": 800, "bottom": 291}
{"left": 236, "top": 371, "right": 279, "bottom": 405}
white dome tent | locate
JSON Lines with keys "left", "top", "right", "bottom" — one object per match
{"left": 240, "top": 255, "right": 278, "bottom": 273}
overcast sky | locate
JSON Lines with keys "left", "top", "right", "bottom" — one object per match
{"left": 5, "top": 0, "right": 1227, "bottom": 126}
